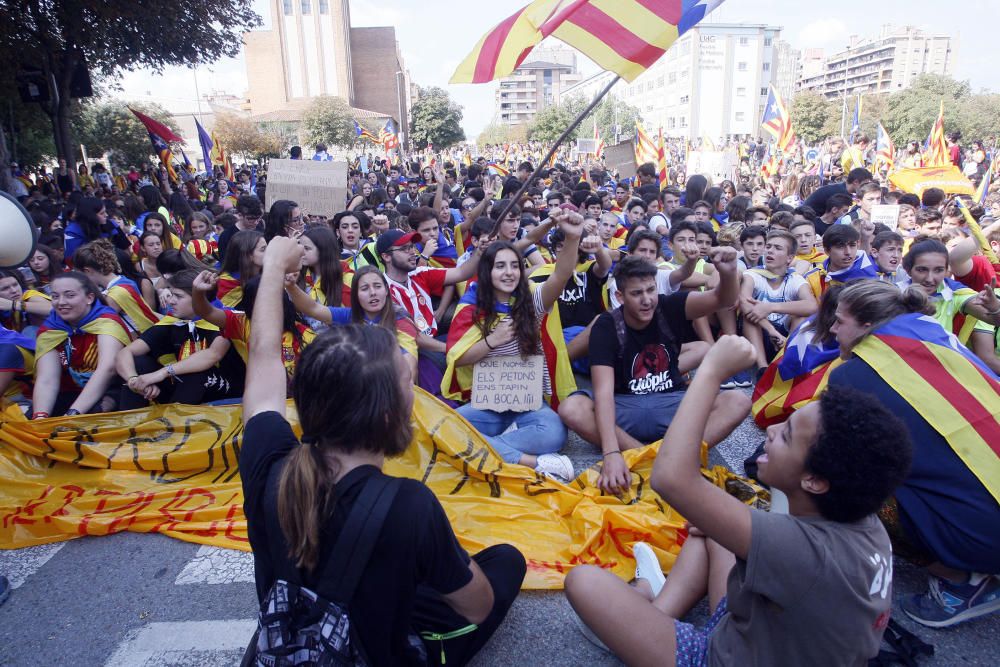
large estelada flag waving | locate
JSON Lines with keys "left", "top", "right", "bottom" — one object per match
{"left": 761, "top": 85, "right": 796, "bottom": 152}
{"left": 853, "top": 313, "right": 1000, "bottom": 503}
{"left": 129, "top": 107, "right": 183, "bottom": 183}
{"left": 451, "top": 0, "right": 727, "bottom": 84}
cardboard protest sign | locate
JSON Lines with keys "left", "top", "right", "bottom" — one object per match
{"left": 264, "top": 158, "right": 347, "bottom": 217}
{"left": 603, "top": 140, "right": 638, "bottom": 179}
{"left": 870, "top": 205, "right": 900, "bottom": 231}
{"left": 471, "top": 355, "right": 543, "bottom": 412}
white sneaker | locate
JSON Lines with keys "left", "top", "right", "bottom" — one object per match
{"left": 633, "top": 542, "right": 666, "bottom": 597}
{"left": 535, "top": 453, "right": 575, "bottom": 483}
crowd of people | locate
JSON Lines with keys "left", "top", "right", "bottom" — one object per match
{"left": 2, "top": 132, "right": 999, "bottom": 665}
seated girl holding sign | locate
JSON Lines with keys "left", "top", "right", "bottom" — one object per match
{"left": 442, "top": 209, "right": 585, "bottom": 483}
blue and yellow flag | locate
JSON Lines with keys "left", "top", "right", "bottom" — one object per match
{"left": 853, "top": 313, "right": 1000, "bottom": 503}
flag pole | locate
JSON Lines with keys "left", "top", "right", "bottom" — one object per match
{"left": 492, "top": 74, "right": 621, "bottom": 230}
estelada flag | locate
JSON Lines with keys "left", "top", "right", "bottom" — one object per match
{"left": 35, "top": 305, "right": 131, "bottom": 361}
{"left": 451, "top": 0, "right": 728, "bottom": 84}
{"left": 853, "top": 313, "right": 1000, "bottom": 503}
{"left": 752, "top": 321, "right": 842, "bottom": 428}
{"left": 761, "top": 85, "right": 796, "bottom": 152}
{"left": 105, "top": 276, "right": 161, "bottom": 335}
{"left": 442, "top": 282, "right": 576, "bottom": 409}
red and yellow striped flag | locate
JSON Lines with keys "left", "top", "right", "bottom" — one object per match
{"left": 450, "top": 0, "right": 728, "bottom": 84}
{"left": 657, "top": 126, "right": 668, "bottom": 189}
{"left": 634, "top": 119, "right": 658, "bottom": 166}
{"left": 924, "top": 100, "right": 949, "bottom": 167}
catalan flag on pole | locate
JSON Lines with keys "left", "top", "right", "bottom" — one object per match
{"left": 450, "top": 0, "right": 728, "bottom": 84}
{"left": 849, "top": 94, "right": 862, "bottom": 143}
{"left": 875, "top": 122, "right": 895, "bottom": 173}
{"left": 353, "top": 120, "right": 378, "bottom": 144}
{"left": 593, "top": 119, "right": 605, "bottom": 158}
{"left": 657, "top": 127, "right": 668, "bottom": 190}
{"left": 761, "top": 85, "right": 796, "bottom": 152}
{"left": 129, "top": 107, "right": 182, "bottom": 183}
{"left": 209, "top": 130, "right": 234, "bottom": 181}
{"left": 634, "top": 119, "right": 658, "bottom": 166}
{"left": 924, "top": 100, "right": 949, "bottom": 167}
{"left": 853, "top": 313, "right": 1000, "bottom": 503}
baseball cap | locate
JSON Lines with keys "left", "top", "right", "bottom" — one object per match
{"left": 375, "top": 229, "right": 419, "bottom": 256}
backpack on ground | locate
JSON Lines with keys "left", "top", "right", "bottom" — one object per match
{"left": 242, "top": 474, "right": 402, "bottom": 667}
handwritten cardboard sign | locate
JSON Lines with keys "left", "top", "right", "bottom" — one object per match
{"left": 870, "top": 204, "right": 900, "bottom": 231}
{"left": 603, "top": 140, "right": 638, "bottom": 180}
{"left": 471, "top": 355, "right": 543, "bottom": 413}
{"left": 264, "top": 158, "right": 347, "bottom": 217}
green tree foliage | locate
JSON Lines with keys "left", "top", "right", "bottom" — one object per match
{"left": 0, "top": 0, "right": 261, "bottom": 163}
{"left": 0, "top": 77, "right": 57, "bottom": 169}
{"left": 75, "top": 100, "right": 180, "bottom": 168}
{"left": 883, "top": 74, "right": 970, "bottom": 144}
{"left": 410, "top": 87, "right": 465, "bottom": 148}
{"left": 528, "top": 104, "right": 578, "bottom": 143}
{"left": 476, "top": 122, "right": 529, "bottom": 146}
{"left": 563, "top": 94, "right": 644, "bottom": 144}
{"left": 213, "top": 113, "right": 285, "bottom": 162}
{"left": 790, "top": 91, "right": 838, "bottom": 144}
{"left": 301, "top": 96, "right": 356, "bottom": 149}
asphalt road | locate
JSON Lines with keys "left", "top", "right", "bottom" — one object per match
{"left": 0, "top": 408, "right": 996, "bottom": 666}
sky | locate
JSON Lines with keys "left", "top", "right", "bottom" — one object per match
{"left": 116, "top": 0, "right": 998, "bottom": 139}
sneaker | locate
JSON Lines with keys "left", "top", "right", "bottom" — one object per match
{"left": 572, "top": 612, "right": 610, "bottom": 653}
{"left": 902, "top": 574, "right": 1000, "bottom": 628}
{"left": 632, "top": 542, "right": 666, "bottom": 597}
{"left": 720, "top": 370, "right": 753, "bottom": 389}
{"left": 0, "top": 575, "right": 9, "bottom": 607}
{"left": 535, "top": 453, "right": 574, "bottom": 484}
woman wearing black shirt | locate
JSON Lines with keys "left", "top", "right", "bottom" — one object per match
{"left": 240, "top": 236, "right": 525, "bottom": 665}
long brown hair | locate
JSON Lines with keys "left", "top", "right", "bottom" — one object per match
{"left": 474, "top": 241, "right": 539, "bottom": 357}
{"left": 278, "top": 325, "right": 411, "bottom": 571}
{"left": 350, "top": 265, "right": 396, "bottom": 333}
{"left": 303, "top": 226, "right": 344, "bottom": 307}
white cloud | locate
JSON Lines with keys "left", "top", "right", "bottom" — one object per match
{"left": 797, "top": 19, "right": 849, "bottom": 50}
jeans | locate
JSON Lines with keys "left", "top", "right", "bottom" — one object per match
{"left": 456, "top": 403, "right": 567, "bottom": 464}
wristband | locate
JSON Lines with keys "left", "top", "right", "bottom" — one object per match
{"left": 602, "top": 450, "right": 623, "bottom": 458}
{"left": 32, "top": 411, "right": 50, "bottom": 420}
{"left": 166, "top": 364, "right": 182, "bottom": 382}
{"left": 484, "top": 336, "right": 495, "bottom": 350}
{"left": 65, "top": 409, "right": 81, "bottom": 416}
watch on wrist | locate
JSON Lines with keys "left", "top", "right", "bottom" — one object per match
{"left": 65, "top": 408, "right": 81, "bottom": 416}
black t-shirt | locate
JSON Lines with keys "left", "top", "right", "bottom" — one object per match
{"left": 241, "top": 412, "right": 473, "bottom": 666}
{"left": 140, "top": 321, "right": 245, "bottom": 378}
{"left": 589, "top": 292, "right": 695, "bottom": 395}
{"left": 534, "top": 263, "right": 608, "bottom": 328}
{"left": 802, "top": 182, "right": 848, "bottom": 216}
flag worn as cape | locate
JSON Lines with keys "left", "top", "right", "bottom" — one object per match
{"left": 752, "top": 319, "right": 842, "bottom": 428}
{"left": 35, "top": 305, "right": 131, "bottom": 360}
{"left": 106, "top": 276, "right": 161, "bottom": 334}
{"left": 442, "top": 281, "right": 576, "bottom": 409}
{"left": 0, "top": 323, "right": 35, "bottom": 351}
{"left": 216, "top": 272, "right": 244, "bottom": 309}
{"left": 853, "top": 313, "right": 1000, "bottom": 503}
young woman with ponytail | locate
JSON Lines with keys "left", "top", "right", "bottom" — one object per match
{"left": 827, "top": 279, "right": 1000, "bottom": 629}
{"left": 239, "top": 236, "right": 525, "bottom": 666}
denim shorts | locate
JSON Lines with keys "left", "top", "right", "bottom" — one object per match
{"left": 674, "top": 597, "right": 728, "bottom": 667}
{"left": 573, "top": 390, "right": 686, "bottom": 444}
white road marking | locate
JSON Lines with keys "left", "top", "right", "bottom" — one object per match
{"left": 0, "top": 542, "right": 66, "bottom": 589}
{"left": 174, "top": 545, "right": 255, "bottom": 585}
{"left": 104, "top": 619, "right": 256, "bottom": 667}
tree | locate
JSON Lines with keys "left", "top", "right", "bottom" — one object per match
{"left": 410, "top": 87, "right": 465, "bottom": 149}
{"left": 476, "top": 121, "right": 529, "bottom": 146}
{"left": 0, "top": 0, "right": 261, "bottom": 165}
{"left": 563, "top": 95, "right": 643, "bottom": 145}
{"left": 75, "top": 100, "right": 180, "bottom": 168}
{"left": 213, "top": 113, "right": 286, "bottom": 163}
{"left": 790, "top": 91, "right": 838, "bottom": 144}
{"left": 528, "top": 104, "right": 578, "bottom": 143}
{"left": 883, "top": 74, "right": 971, "bottom": 144}
{"left": 300, "top": 96, "right": 355, "bottom": 149}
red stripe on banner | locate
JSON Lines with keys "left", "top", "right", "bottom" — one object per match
{"left": 635, "top": 0, "right": 682, "bottom": 24}
{"left": 567, "top": 4, "right": 666, "bottom": 69}
{"left": 473, "top": 9, "right": 526, "bottom": 83}
{"left": 879, "top": 334, "right": 1000, "bottom": 455}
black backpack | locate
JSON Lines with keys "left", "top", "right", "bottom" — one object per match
{"left": 242, "top": 474, "right": 403, "bottom": 667}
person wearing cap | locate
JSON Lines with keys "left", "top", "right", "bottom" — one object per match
{"left": 380, "top": 229, "right": 481, "bottom": 344}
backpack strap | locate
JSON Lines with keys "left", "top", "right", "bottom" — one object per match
{"left": 611, "top": 306, "right": 626, "bottom": 364}
{"left": 315, "top": 473, "right": 401, "bottom": 604}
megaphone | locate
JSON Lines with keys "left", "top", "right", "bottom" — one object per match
{"left": 0, "top": 190, "right": 38, "bottom": 269}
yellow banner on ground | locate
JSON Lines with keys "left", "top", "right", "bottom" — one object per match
{"left": 0, "top": 391, "right": 767, "bottom": 589}
{"left": 888, "top": 165, "right": 974, "bottom": 196}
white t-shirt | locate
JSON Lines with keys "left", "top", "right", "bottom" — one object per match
{"left": 747, "top": 270, "right": 807, "bottom": 329}
{"left": 608, "top": 267, "right": 677, "bottom": 309}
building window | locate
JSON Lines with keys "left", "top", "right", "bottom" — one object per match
{"left": 667, "top": 118, "right": 676, "bottom": 129}
{"left": 319, "top": 0, "right": 329, "bottom": 12}
{"left": 657, "top": 76, "right": 664, "bottom": 87}
{"left": 668, "top": 72, "right": 676, "bottom": 84}
{"left": 764, "top": 37, "right": 773, "bottom": 46}
{"left": 736, "top": 87, "right": 746, "bottom": 97}
{"left": 282, "top": 0, "right": 292, "bottom": 14}
{"left": 761, "top": 87, "right": 768, "bottom": 96}
{"left": 680, "top": 117, "right": 688, "bottom": 128}
{"left": 300, "top": 0, "right": 310, "bottom": 14}
{"left": 762, "top": 62, "right": 770, "bottom": 71}
{"left": 735, "top": 112, "right": 746, "bottom": 122}
{"left": 646, "top": 81, "right": 654, "bottom": 91}
{"left": 740, "top": 37, "right": 749, "bottom": 46}
{"left": 679, "top": 95, "right": 689, "bottom": 104}
{"left": 738, "top": 61, "right": 747, "bottom": 72}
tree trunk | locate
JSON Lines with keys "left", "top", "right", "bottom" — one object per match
{"left": 0, "top": 122, "right": 13, "bottom": 195}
